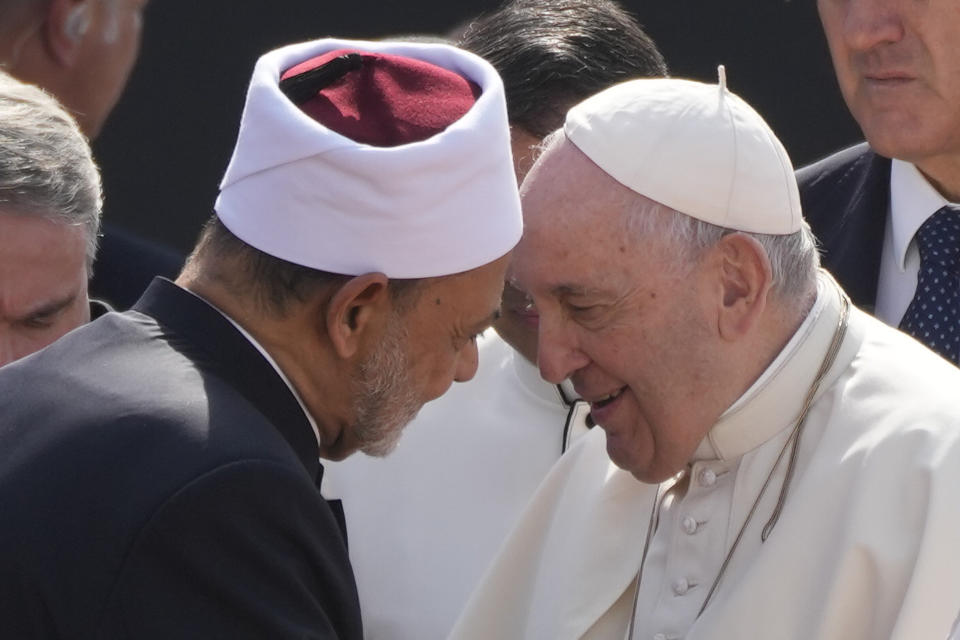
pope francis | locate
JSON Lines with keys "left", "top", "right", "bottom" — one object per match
{"left": 448, "top": 72, "right": 960, "bottom": 640}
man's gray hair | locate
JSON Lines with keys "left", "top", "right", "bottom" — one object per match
{"left": 0, "top": 69, "right": 102, "bottom": 272}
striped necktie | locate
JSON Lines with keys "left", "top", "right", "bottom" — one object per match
{"left": 899, "top": 204, "right": 960, "bottom": 365}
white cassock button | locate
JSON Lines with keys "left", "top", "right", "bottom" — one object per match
{"left": 681, "top": 516, "right": 699, "bottom": 535}
{"left": 653, "top": 634, "right": 668, "bottom": 640}
{"left": 698, "top": 468, "right": 717, "bottom": 487}
{"left": 673, "top": 578, "right": 690, "bottom": 596}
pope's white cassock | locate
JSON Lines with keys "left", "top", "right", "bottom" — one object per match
{"left": 449, "top": 273, "right": 960, "bottom": 640}
{"left": 322, "top": 331, "right": 591, "bottom": 639}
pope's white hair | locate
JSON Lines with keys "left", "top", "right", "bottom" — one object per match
{"left": 622, "top": 196, "right": 821, "bottom": 304}
{"left": 535, "top": 129, "right": 820, "bottom": 306}
{"left": 0, "top": 69, "right": 102, "bottom": 273}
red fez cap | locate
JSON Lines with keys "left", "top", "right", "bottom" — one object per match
{"left": 279, "top": 48, "right": 482, "bottom": 147}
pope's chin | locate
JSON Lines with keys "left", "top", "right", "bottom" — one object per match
{"left": 597, "top": 412, "right": 676, "bottom": 484}
{"left": 602, "top": 432, "right": 663, "bottom": 484}
{"left": 603, "top": 431, "right": 642, "bottom": 473}
{"left": 595, "top": 416, "right": 660, "bottom": 484}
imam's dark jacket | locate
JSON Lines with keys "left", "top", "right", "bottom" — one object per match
{"left": 0, "top": 278, "right": 362, "bottom": 639}
{"left": 89, "top": 224, "right": 185, "bottom": 310}
{"left": 797, "top": 141, "right": 892, "bottom": 311}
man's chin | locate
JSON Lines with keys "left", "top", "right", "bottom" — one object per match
{"left": 359, "top": 434, "right": 402, "bottom": 458}
{"left": 356, "top": 409, "right": 422, "bottom": 458}
{"left": 319, "top": 435, "right": 359, "bottom": 462}
{"left": 317, "top": 419, "right": 408, "bottom": 461}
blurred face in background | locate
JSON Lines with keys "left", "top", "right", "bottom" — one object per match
{"left": 818, "top": 0, "right": 960, "bottom": 195}
{"left": 0, "top": 212, "right": 90, "bottom": 367}
{"left": 493, "top": 126, "right": 543, "bottom": 364}
{"left": 7, "top": 0, "right": 149, "bottom": 138}
{"left": 66, "top": 0, "right": 149, "bottom": 137}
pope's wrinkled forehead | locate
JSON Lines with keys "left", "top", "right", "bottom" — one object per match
{"left": 521, "top": 131, "right": 647, "bottom": 227}
{"left": 512, "top": 139, "right": 642, "bottom": 291}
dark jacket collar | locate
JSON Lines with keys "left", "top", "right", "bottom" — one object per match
{"left": 797, "top": 142, "right": 892, "bottom": 310}
{"left": 89, "top": 298, "right": 113, "bottom": 320}
{"left": 132, "top": 277, "right": 321, "bottom": 479}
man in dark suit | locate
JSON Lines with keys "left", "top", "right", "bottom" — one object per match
{"left": 799, "top": 0, "right": 960, "bottom": 364}
{"left": 0, "top": 0, "right": 184, "bottom": 309}
{"left": 0, "top": 38, "right": 522, "bottom": 638}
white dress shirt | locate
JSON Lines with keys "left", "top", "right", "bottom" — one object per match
{"left": 875, "top": 160, "right": 954, "bottom": 325}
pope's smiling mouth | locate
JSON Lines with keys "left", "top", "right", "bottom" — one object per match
{"left": 591, "top": 387, "right": 624, "bottom": 409}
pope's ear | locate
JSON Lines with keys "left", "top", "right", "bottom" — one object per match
{"left": 714, "top": 233, "right": 772, "bottom": 340}
{"left": 325, "top": 273, "right": 390, "bottom": 359}
{"left": 45, "top": 0, "right": 92, "bottom": 67}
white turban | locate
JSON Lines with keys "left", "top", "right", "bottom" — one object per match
{"left": 215, "top": 38, "right": 523, "bottom": 277}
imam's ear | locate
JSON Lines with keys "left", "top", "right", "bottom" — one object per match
{"left": 715, "top": 233, "right": 772, "bottom": 341}
{"left": 325, "top": 273, "right": 390, "bottom": 359}
{"left": 45, "top": 0, "right": 91, "bottom": 67}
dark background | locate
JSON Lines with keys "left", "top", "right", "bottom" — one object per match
{"left": 93, "top": 0, "right": 863, "bottom": 255}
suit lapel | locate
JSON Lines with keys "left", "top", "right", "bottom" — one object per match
{"left": 132, "top": 278, "right": 321, "bottom": 480}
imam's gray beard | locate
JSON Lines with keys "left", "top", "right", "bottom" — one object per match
{"left": 353, "top": 315, "right": 421, "bottom": 457}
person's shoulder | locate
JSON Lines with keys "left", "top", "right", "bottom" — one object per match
{"left": 796, "top": 142, "right": 890, "bottom": 200}
{"left": 91, "top": 224, "right": 186, "bottom": 310}
{"left": 796, "top": 141, "right": 885, "bottom": 190}
{"left": 0, "top": 310, "right": 302, "bottom": 485}
{"left": 89, "top": 298, "right": 113, "bottom": 319}
{"left": 838, "top": 308, "right": 960, "bottom": 449}
{"left": 796, "top": 142, "right": 893, "bottom": 237}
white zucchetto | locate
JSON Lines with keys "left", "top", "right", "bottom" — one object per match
{"left": 564, "top": 68, "right": 802, "bottom": 235}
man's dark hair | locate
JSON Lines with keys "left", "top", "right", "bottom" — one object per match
{"left": 188, "top": 215, "right": 422, "bottom": 317}
{"left": 458, "top": 0, "right": 668, "bottom": 138}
